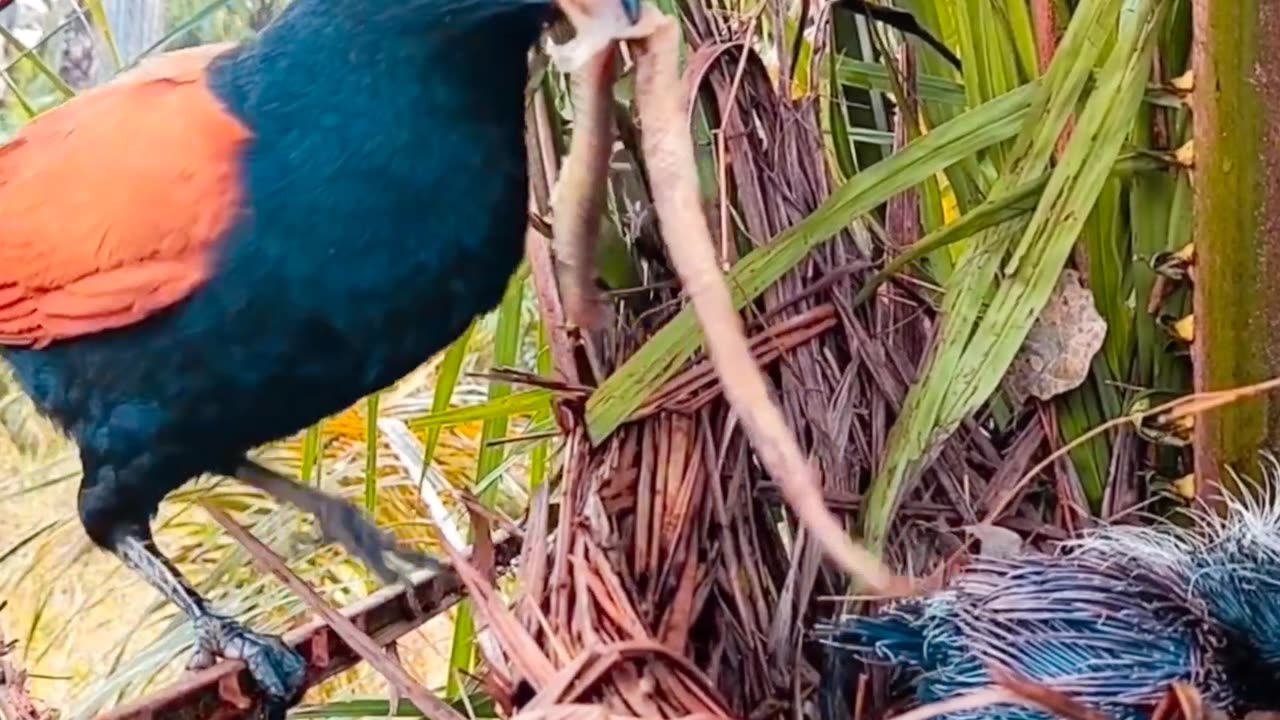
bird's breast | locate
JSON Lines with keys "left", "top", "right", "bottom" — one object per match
{"left": 2, "top": 27, "right": 545, "bottom": 470}
{"left": 171, "top": 146, "right": 530, "bottom": 442}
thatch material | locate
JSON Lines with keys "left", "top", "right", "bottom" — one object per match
{"left": 451, "top": 11, "right": 1075, "bottom": 720}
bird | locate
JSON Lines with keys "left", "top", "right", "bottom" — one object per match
{"left": 816, "top": 486, "right": 1280, "bottom": 720}
{"left": 0, "top": 0, "right": 637, "bottom": 710}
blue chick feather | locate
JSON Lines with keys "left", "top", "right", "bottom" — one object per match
{"left": 818, "top": 480, "right": 1280, "bottom": 720}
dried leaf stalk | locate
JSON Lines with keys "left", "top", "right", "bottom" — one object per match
{"left": 549, "top": 4, "right": 910, "bottom": 596}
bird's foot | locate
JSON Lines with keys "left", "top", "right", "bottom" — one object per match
{"left": 189, "top": 612, "right": 307, "bottom": 706}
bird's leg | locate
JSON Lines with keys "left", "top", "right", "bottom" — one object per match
{"left": 234, "top": 459, "right": 442, "bottom": 587}
{"left": 78, "top": 461, "right": 307, "bottom": 710}
{"left": 112, "top": 534, "right": 307, "bottom": 704}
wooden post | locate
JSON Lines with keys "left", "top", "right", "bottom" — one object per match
{"left": 1191, "top": 0, "right": 1280, "bottom": 494}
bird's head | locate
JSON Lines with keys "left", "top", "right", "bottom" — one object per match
{"left": 344, "top": 0, "right": 641, "bottom": 37}
{"left": 557, "top": 0, "right": 643, "bottom": 29}
{"left": 1178, "top": 488, "right": 1280, "bottom": 675}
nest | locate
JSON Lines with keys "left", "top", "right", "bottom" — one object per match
{"left": 448, "top": 9, "right": 1055, "bottom": 720}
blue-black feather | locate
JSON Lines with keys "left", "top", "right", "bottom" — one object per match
{"left": 819, "top": 483, "right": 1280, "bottom": 720}
{"left": 817, "top": 551, "right": 1250, "bottom": 720}
{"left": 2, "top": 0, "right": 551, "bottom": 543}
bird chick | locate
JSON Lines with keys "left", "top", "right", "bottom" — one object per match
{"left": 817, "top": 475, "right": 1280, "bottom": 720}
{"left": 0, "top": 0, "right": 636, "bottom": 712}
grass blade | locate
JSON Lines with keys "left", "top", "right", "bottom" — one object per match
{"left": 863, "top": 0, "right": 1166, "bottom": 549}
{"left": 587, "top": 81, "right": 1038, "bottom": 443}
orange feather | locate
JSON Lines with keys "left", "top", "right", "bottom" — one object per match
{"left": 0, "top": 43, "right": 252, "bottom": 349}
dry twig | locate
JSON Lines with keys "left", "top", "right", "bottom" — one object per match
{"left": 0, "top": 621, "right": 47, "bottom": 720}
{"left": 203, "top": 504, "right": 465, "bottom": 720}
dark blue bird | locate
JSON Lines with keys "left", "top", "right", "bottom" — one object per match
{"left": 0, "top": 0, "right": 637, "bottom": 709}
{"left": 818, "top": 489, "right": 1280, "bottom": 720}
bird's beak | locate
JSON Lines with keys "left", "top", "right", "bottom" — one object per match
{"left": 620, "top": 0, "right": 641, "bottom": 23}
{"left": 548, "top": 0, "right": 646, "bottom": 70}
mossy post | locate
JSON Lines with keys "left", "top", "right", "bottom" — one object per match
{"left": 1191, "top": 0, "right": 1280, "bottom": 494}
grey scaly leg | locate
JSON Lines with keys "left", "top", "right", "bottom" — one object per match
{"left": 113, "top": 533, "right": 307, "bottom": 708}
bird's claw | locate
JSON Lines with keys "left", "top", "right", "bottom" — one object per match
{"left": 313, "top": 500, "right": 442, "bottom": 589}
{"left": 189, "top": 613, "right": 307, "bottom": 706}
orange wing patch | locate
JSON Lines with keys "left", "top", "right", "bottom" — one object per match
{"left": 0, "top": 43, "right": 252, "bottom": 349}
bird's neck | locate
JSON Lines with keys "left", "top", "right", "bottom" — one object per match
{"left": 282, "top": 0, "right": 553, "bottom": 36}
{"left": 260, "top": 0, "right": 551, "bottom": 59}
{"left": 208, "top": 0, "right": 549, "bottom": 120}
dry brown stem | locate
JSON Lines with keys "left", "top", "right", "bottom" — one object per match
{"left": 504, "top": 2, "right": 1020, "bottom": 718}
{"left": 0, "top": 623, "right": 49, "bottom": 720}
{"left": 551, "top": 47, "right": 616, "bottom": 330}
{"left": 202, "top": 503, "right": 465, "bottom": 720}
{"left": 548, "top": 2, "right": 909, "bottom": 597}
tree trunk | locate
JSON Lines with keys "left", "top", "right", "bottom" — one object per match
{"left": 1191, "top": 0, "right": 1280, "bottom": 494}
